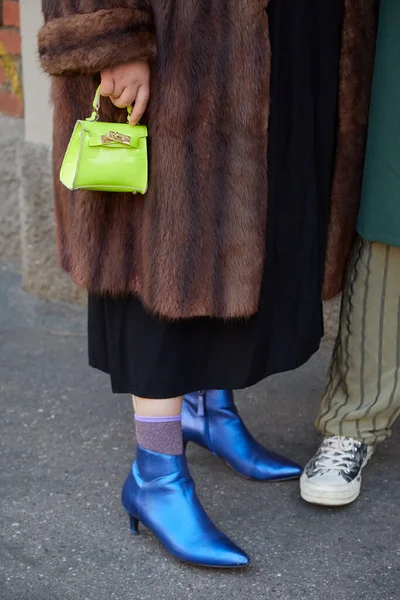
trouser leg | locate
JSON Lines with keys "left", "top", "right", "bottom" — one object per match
{"left": 316, "top": 238, "right": 400, "bottom": 446}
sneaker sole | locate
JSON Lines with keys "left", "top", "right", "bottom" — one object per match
{"left": 300, "top": 480, "right": 361, "bottom": 506}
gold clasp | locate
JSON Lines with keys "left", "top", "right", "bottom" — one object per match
{"left": 101, "top": 131, "right": 131, "bottom": 146}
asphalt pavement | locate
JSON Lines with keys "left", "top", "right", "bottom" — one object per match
{"left": 1, "top": 260, "right": 399, "bottom": 600}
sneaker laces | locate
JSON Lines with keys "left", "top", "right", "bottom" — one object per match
{"left": 314, "top": 437, "right": 363, "bottom": 475}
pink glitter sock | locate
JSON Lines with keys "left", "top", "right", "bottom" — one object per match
{"left": 134, "top": 415, "right": 183, "bottom": 456}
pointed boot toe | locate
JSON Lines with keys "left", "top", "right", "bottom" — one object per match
{"left": 189, "top": 529, "right": 249, "bottom": 568}
{"left": 249, "top": 446, "right": 303, "bottom": 481}
{"left": 180, "top": 532, "right": 249, "bottom": 568}
{"left": 182, "top": 390, "right": 302, "bottom": 481}
{"left": 121, "top": 446, "right": 249, "bottom": 568}
{"left": 213, "top": 544, "right": 249, "bottom": 568}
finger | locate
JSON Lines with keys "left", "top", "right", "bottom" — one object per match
{"left": 111, "top": 85, "right": 139, "bottom": 109}
{"left": 110, "top": 80, "right": 125, "bottom": 101}
{"left": 100, "top": 74, "right": 115, "bottom": 98}
{"left": 129, "top": 85, "right": 150, "bottom": 125}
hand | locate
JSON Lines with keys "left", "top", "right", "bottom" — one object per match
{"left": 100, "top": 61, "right": 150, "bottom": 125}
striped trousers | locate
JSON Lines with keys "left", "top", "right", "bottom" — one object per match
{"left": 316, "top": 238, "right": 400, "bottom": 446}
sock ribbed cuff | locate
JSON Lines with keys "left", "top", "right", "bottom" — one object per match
{"left": 134, "top": 415, "right": 181, "bottom": 423}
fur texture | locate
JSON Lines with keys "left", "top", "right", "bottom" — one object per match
{"left": 39, "top": 6, "right": 156, "bottom": 74}
{"left": 39, "top": 0, "right": 377, "bottom": 319}
{"left": 323, "top": 0, "right": 378, "bottom": 300}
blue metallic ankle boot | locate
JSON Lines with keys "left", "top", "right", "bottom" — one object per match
{"left": 121, "top": 445, "right": 249, "bottom": 568}
{"left": 182, "top": 390, "right": 302, "bottom": 481}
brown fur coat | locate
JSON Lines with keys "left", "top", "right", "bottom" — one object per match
{"left": 39, "top": 0, "right": 377, "bottom": 320}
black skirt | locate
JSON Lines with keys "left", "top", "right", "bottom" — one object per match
{"left": 88, "top": 0, "right": 343, "bottom": 398}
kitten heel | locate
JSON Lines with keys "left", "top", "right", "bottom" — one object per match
{"left": 121, "top": 447, "right": 249, "bottom": 567}
{"left": 129, "top": 514, "right": 140, "bottom": 535}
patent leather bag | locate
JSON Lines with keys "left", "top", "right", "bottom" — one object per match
{"left": 60, "top": 86, "right": 148, "bottom": 194}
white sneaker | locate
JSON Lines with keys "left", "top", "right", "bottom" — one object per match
{"left": 300, "top": 436, "right": 375, "bottom": 506}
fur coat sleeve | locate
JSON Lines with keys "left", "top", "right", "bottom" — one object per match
{"left": 38, "top": 1, "right": 156, "bottom": 76}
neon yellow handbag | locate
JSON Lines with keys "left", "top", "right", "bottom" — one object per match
{"left": 60, "top": 86, "right": 148, "bottom": 194}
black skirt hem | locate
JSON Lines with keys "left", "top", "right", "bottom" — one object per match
{"left": 89, "top": 339, "right": 321, "bottom": 398}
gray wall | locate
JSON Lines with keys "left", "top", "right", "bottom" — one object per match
{"left": 20, "top": 0, "right": 52, "bottom": 146}
{"left": 0, "top": 0, "right": 85, "bottom": 302}
{"left": 0, "top": 116, "right": 24, "bottom": 260}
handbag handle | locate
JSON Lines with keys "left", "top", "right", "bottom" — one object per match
{"left": 87, "top": 85, "right": 133, "bottom": 123}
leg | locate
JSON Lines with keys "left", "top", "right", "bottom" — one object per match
{"left": 133, "top": 395, "right": 183, "bottom": 417}
{"left": 182, "top": 390, "right": 302, "bottom": 480}
{"left": 317, "top": 239, "right": 400, "bottom": 445}
{"left": 121, "top": 393, "right": 249, "bottom": 567}
{"left": 301, "top": 238, "right": 400, "bottom": 506}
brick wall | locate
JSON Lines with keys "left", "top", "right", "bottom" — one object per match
{"left": 0, "top": 0, "right": 23, "bottom": 117}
